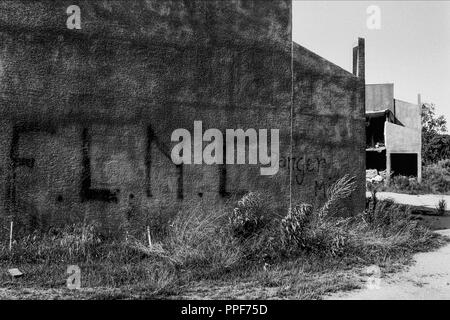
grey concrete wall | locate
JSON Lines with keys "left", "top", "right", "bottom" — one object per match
{"left": 366, "top": 83, "right": 394, "bottom": 113}
{"left": 0, "top": 0, "right": 365, "bottom": 232}
{"left": 0, "top": 1, "right": 291, "bottom": 49}
{"left": 385, "top": 122, "right": 421, "bottom": 154}
{"left": 293, "top": 44, "right": 366, "bottom": 216}
{"left": 0, "top": 0, "right": 292, "bottom": 233}
{"left": 394, "top": 99, "right": 421, "bottom": 130}
{"left": 366, "top": 83, "right": 422, "bottom": 182}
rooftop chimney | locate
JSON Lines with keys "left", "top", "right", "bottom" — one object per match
{"left": 352, "top": 37, "right": 365, "bottom": 79}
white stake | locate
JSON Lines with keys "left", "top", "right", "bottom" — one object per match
{"left": 147, "top": 226, "right": 152, "bottom": 248}
{"left": 9, "top": 221, "right": 13, "bottom": 252}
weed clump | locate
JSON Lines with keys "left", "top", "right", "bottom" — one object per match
{"left": 0, "top": 175, "right": 446, "bottom": 298}
{"left": 436, "top": 199, "right": 447, "bottom": 216}
{"left": 229, "top": 191, "right": 270, "bottom": 239}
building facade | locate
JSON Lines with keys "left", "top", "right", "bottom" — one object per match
{"left": 366, "top": 83, "right": 422, "bottom": 183}
{"left": 0, "top": 1, "right": 365, "bottom": 233}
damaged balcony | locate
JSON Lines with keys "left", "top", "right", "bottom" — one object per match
{"left": 365, "top": 84, "right": 422, "bottom": 184}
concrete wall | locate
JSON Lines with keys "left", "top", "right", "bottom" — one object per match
{"left": 0, "top": 0, "right": 365, "bottom": 232}
{"left": 366, "top": 83, "right": 394, "bottom": 113}
{"left": 365, "top": 83, "right": 422, "bottom": 182}
{"left": 0, "top": 0, "right": 293, "bottom": 233}
{"left": 293, "top": 43, "right": 366, "bottom": 215}
{"left": 394, "top": 99, "right": 421, "bottom": 129}
{"left": 386, "top": 98, "right": 422, "bottom": 182}
{"left": 0, "top": 1, "right": 291, "bottom": 48}
{"left": 385, "top": 122, "right": 421, "bottom": 154}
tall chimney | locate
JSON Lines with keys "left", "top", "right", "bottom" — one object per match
{"left": 352, "top": 46, "right": 358, "bottom": 76}
{"left": 352, "top": 38, "right": 365, "bottom": 79}
{"left": 357, "top": 37, "right": 365, "bottom": 79}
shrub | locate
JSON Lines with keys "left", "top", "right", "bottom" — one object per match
{"left": 436, "top": 199, "right": 447, "bottom": 216}
{"left": 1, "top": 175, "right": 446, "bottom": 298}
{"left": 354, "top": 197, "right": 444, "bottom": 263}
{"left": 386, "top": 175, "right": 422, "bottom": 194}
{"left": 229, "top": 192, "right": 270, "bottom": 239}
{"left": 280, "top": 175, "right": 357, "bottom": 257}
{"left": 319, "top": 175, "right": 356, "bottom": 218}
{"left": 363, "top": 198, "right": 412, "bottom": 231}
{"left": 166, "top": 201, "right": 242, "bottom": 271}
{"left": 281, "top": 203, "right": 312, "bottom": 251}
{"left": 422, "top": 160, "right": 450, "bottom": 193}
{"left": 380, "top": 159, "right": 450, "bottom": 195}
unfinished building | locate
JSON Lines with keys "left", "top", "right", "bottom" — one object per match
{"left": 0, "top": 1, "right": 366, "bottom": 233}
{"left": 366, "top": 83, "right": 422, "bottom": 183}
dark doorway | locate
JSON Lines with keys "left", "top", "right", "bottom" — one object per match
{"left": 366, "top": 116, "right": 385, "bottom": 148}
{"left": 366, "top": 150, "right": 386, "bottom": 171}
{"left": 391, "top": 153, "right": 418, "bottom": 177}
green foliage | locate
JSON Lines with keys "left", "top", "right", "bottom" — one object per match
{"left": 422, "top": 102, "right": 449, "bottom": 164}
{"left": 364, "top": 198, "right": 411, "bottom": 229}
{"left": 390, "top": 175, "right": 422, "bottom": 193}
{"left": 166, "top": 201, "right": 242, "bottom": 271}
{"left": 280, "top": 176, "right": 357, "bottom": 257}
{"left": 436, "top": 199, "right": 447, "bottom": 216}
{"left": 228, "top": 192, "right": 270, "bottom": 239}
{"left": 382, "top": 160, "right": 450, "bottom": 194}
{"left": 319, "top": 175, "right": 356, "bottom": 218}
{"left": 423, "top": 134, "right": 450, "bottom": 165}
{"left": 281, "top": 204, "right": 313, "bottom": 250}
{"left": 0, "top": 176, "right": 446, "bottom": 298}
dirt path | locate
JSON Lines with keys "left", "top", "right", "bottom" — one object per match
{"left": 367, "top": 191, "right": 450, "bottom": 211}
{"left": 327, "top": 229, "right": 450, "bottom": 300}
{"left": 369, "top": 191, "right": 450, "bottom": 230}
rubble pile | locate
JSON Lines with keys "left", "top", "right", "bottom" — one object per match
{"left": 366, "top": 169, "right": 386, "bottom": 184}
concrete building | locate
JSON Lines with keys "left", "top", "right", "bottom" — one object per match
{"left": 0, "top": 1, "right": 365, "bottom": 234}
{"left": 366, "top": 83, "right": 422, "bottom": 183}
{"left": 292, "top": 39, "right": 366, "bottom": 214}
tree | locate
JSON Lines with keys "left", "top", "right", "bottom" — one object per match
{"left": 422, "top": 103, "right": 449, "bottom": 164}
{"left": 423, "top": 134, "right": 450, "bottom": 164}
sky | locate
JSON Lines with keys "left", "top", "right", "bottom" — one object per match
{"left": 292, "top": 1, "right": 450, "bottom": 121}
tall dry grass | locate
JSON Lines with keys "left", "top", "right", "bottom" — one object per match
{"left": 0, "top": 175, "right": 447, "bottom": 298}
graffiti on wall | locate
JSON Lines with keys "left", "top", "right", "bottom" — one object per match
{"left": 279, "top": 155, "right": 338, "bottom": 198}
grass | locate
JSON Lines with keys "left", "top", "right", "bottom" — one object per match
{"left": 0, "top": 176, "right": 448, "bottom": 300}
{"left": 379, "top": 159, "right": 450, "bottom": 195}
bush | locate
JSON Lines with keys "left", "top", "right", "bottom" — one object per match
{"left": 166, "top": 201, "right": 242, "bottom": 272}
{"left": 280, "top": 175, "right": 357, "bottom": 258}
{"left": 0, "top": 175, "right": 445, "bottom": 297}
{"left": 281, "top": 203, "right": 313, "bottom": 251}
{"left": 422, "top": 160, "right": 450, "bottom": 193}
{"left": 319, "top": 175, "right": 356, "bottom": 218}
{"left": 436, "top": 199, "right": 447, "bottom": 216}
{"left": 228, "top": 192, "right": 271, "bottom": 239}
{"left": 380, "top": 159, "right": 450, "bottom": 195}
{"left": 363, "top": 198, "right": 412, "bottom": 231}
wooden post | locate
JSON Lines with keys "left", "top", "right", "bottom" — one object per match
{"left": 9, "top": 221, "right": 13, "bottom": 251}
{"left": 417, "top": 93, "right": 422, "bottom": 183}
{"left": 147, "top": 226, "right": 152, "bottom": 247}
{"left": 386, "top": 152, "right": 391, "bottom": 186}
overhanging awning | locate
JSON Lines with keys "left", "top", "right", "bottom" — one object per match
{"left": 365, "top": 109, "right": 393, "bottom": 118}
{"left": 366, "top": 147, "right": 386, "bottom": 152}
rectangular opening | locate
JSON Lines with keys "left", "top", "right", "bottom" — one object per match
{"left": 366, "top": 115, "right": 385, "bottom": 148}
{"left": 366, "top": 149, "right": 386, "bottom": 171}
{"left": 391, "top": 153, "right": 418, "bottom": 177}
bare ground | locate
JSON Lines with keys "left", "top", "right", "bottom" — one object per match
{"left": 326, "top": 229, "right": 450, "bottom": 300}
{"left": 1, "top": 193, "right": 448, "bottom": 300}
{"left": 368, "top": 191, "right": 450, "bottom": 212}
{"left": 0, "top": 270, "right": 361, "bottom": 300}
